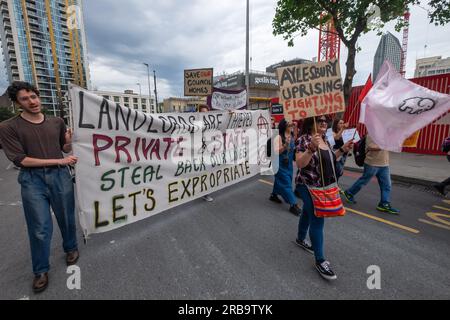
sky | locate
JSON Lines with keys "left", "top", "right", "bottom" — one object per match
{"left": 0, "top": 0, "right": 449, "bottom": 99}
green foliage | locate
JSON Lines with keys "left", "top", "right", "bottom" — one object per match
{"left": 428, "top": 0, "right": 450, "bottom": 25}
{"left": 273, "top": 0, "right": 418, "bottom": 47}
{"left": 0, "top": 107, "right": 15, "bottom": 122}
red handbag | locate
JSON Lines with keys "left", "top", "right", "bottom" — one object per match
{"left": 308, "top": 183, "right": 346, "bottom": 218}
{"left": 307, "top": 148, "right": 346, "bottom": 218}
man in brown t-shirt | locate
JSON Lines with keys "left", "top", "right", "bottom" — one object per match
{"left": 342, "top": 135, "right": 400, "bottom": 214}
{"left": 0, "top": 81, "right": 79, "bottom": 293}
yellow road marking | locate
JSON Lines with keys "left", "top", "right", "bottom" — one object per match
{"left": 344, "top": 208, "right": 420, "bottom": 234}
{"left": 433, "top": 205, "right": 450, "bottom": 213}
{"left": 258, "top": 179, "right": 420, "bottom": 234}
{"left": 419, "top": 219, "right": 450, "bottom": 231}
{"left": 259, "top": 179, "right": 274, "bottom": 186}
{"left": 426, "top": 212, "right": 450, "bottom": 226}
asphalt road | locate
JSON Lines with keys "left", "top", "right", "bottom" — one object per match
{"left": 0, "top": 151, "right": 449, "bottom": 300}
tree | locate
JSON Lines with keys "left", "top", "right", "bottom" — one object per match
{"left": 273, "top": 0, "right": 418, "bottom": 105}
{"left": 428, "top": 0, "right": 450, "bottom": 25}
{"left": 0, "top": 107, "right": 15, "bottom": 122}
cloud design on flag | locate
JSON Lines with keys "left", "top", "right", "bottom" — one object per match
{"left": 398, "top": 97, "right": 436, "bottom": 115}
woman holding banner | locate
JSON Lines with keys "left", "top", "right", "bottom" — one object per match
{"left": 270, "top": 119, "right": 302, "bottom": 216}
{"left": 295, "top": 115, "right": 353, "bottom": 280}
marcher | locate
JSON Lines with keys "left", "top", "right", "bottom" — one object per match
{"left": 295, "top": 116, "right": 353, "bottom": 280}
{"left": 199, "top": 105, "right": 214, "bottom": 202}
{"left": 433, "top": 136, "right": 450, "bottom": 196}
{"left": 332, "top": 119, "right": 349, "bottom": 179}
{"left": 342, "top": 135, "right": 400, "bottom": 214}
{"left": 0, "top": 81, "right": 79, "bottom": 293}
{"left": 270, "top": 119, "right": 301, "bottom": 216}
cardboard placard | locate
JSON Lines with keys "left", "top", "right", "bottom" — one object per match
{"left": 277, "top": 59, "right": 345, "bottom": 120}
{"left": 184, "top": 68, "right": 213, "bottom": 96}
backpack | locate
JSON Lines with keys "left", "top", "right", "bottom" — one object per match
{"left": 442, "top": 136, "right": 450, "bottom": 153}
{"left": 353, "top": 135, "right": 367, "bottom": 167}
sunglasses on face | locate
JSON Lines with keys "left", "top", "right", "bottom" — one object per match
{"left": 317, "top": 118, "right": 327, "bottom": 124}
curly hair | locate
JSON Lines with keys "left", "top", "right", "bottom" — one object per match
{"left": 7, "top": 81, "right": 40, "bottom": 102}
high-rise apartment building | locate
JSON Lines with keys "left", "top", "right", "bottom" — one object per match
{"left": 0, "top": 0, "right": 90, "bottom": 115}
{"left": 373, "top": 32, "right": 402, "bottom": 81}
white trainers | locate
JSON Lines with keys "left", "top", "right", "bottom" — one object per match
{"left": 202, "top": 195, "right": 213, "bottom": 202}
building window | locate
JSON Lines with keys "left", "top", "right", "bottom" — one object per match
{"left": 113, "top": 96, "right": 120, "bottom": 102}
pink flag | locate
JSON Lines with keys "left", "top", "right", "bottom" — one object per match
{"left": 360, "top": 61, "right": 450, "bottom": 152}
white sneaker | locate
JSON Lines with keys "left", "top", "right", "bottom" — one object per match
{"left": 202, "top": 195, "right": 213, "bottom": 202}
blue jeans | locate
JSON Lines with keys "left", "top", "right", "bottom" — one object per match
{"left": 18, "top": 167, "right": 78, "bottom": 275}
{"left": 335, "top": 153, "right": 348, "bottom": 179}
{"left": 346, "top": 164, "right": 391, "bottom": 204}
{"left": 296, "top": 184, "right": 325, "bottom": 262}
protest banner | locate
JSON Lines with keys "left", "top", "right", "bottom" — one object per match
{"left": 207, "top": 87, "right": 247, "bottom": 111}
{"left": 184, "top": 68, "right": 213, "bottom": 96}
{"left": 342, "top": 128, "right": 361, "bottom": 144}
{"left": 326, "top": 128, "right": 335, "bottom": 147}
{"left": 277, "top": 58, "right": 345, "bottom": 120}
{"left": 69, "top": 85, "right": 271, "bottom": 236}
{"left": 326, "top": 128, "right": 360, "bottom": 147}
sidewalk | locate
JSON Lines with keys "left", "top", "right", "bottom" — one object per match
{"left": 344, "top": 152, "right": 449, "bottom": 187}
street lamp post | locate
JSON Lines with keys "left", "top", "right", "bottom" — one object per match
{"left": 153, "top": 70, "right": 159, "bottom": 113}
{"left": 136, "top": 82, "right": 142, "bottom": 112}
{"left": 245, "top": 0, "right": 250, "bottom": 109}
{"left": 143, "top": 63, "right": 153, "bottom": 113}
{"left": 136, "top": 82, "right": 142, "bottom": 97}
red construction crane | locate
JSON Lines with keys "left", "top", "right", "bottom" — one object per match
{"left": 400, "top": 10, "right": 410, "bottom": 77}
{"left": 318, "top": 15, "right": 341, "bottom": 62}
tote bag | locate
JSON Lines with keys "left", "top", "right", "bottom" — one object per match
{"left": 308, "top": 148, "right": 345, "bottom": 218}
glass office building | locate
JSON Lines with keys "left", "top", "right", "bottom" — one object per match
{"left": 0, "top": 0, "right": 90, "bottom": 115}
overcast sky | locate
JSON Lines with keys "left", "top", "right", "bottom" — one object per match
{"left": 0, "top": 0, "right": 449, "bottom": 99}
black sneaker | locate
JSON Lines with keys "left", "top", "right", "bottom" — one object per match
{"left": 376, "top": 202, "right": 400, "bottom": 214}
{"left": 295, "top": 239, "right": 313, "bottom": 254}
{"left": 315, "top": 260, "right": 337, "bottom": 280}
{"left": 269, "top": 194, "right": 282, "bottom": 204}
{"left": 289, "top": 205, "right": 301, "bottom": 216}
{"left": 342, "top": 190, "right": 357, "bottom": 204}
{"left": 433, "top": 184, "right": 447, "bottom": 196}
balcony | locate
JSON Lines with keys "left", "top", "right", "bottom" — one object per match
{"left": 26, "top": 2, "right": 37, "bottom": 11}
{"left": 28, "top": 19, "right": 39, "bottom": 27}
